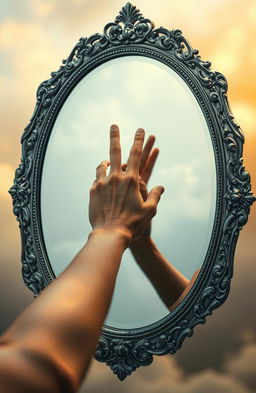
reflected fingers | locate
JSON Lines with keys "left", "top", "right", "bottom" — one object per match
{"left": 139, "top": 135, "right": 155, "bottom": 173}
{"left": 127, "top": 128, "right": 145, "bottom": 173}
{"left": 142, "top": 148, "right": 159, "bottom": 184}
{"left": 146, "top": 185, "right": 165, "bottom": 210}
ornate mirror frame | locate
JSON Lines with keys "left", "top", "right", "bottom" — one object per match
{"left": 9, "top": 3, "right": 255, "bottom": 380}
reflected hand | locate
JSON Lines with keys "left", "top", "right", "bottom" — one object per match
{"left": 89, "top": 125, "right": 164, "bottom": 245}
{"left": 122, "top": 135, "right": 160, "bottom": 244}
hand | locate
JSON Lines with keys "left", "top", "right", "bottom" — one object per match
{"left": 122, "top": 135, "right": 160, "bottom": 244}
{"left": 89, "top": 125, "right": 164, "bottom": 245}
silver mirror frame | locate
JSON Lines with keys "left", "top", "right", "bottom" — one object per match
{"left": 9, "top": 2, "right": 255, "bottom": 380}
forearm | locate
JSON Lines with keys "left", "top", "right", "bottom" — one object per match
{"left": 1, "top": 229, "right": 129, "bottom": 391}
{"left": 130, "top": 237, "right": 189, "bottom": 309}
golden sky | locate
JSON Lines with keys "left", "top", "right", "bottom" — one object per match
{"left": 0, "top": 1, "right": 256, "bottom": 392}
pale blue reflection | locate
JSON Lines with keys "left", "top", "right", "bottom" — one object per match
{"left": 41, "top": 56, "right": 216, "bottom": 328}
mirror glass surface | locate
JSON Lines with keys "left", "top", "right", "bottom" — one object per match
{"left": 41, "top": 56, "right": 216, "bottom": 328}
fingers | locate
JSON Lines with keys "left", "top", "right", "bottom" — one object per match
{"left": 127, "top": 128, "right": 145, "bottom": 173}
{"left": 146, "top": 185, "right": 165, "bottom": 210}
{"left": 139, "top": 135, "right": 155, "bottom": 174}
{"left": 139, "top": 178, "right": 148, "bottom": 201}
{"left": 96, "top": 160, "right": 110, "bottom": 180}
{"left": 142, "top": 148, "right": 159, "bottom": 184}
{"left": 109, "top": 124, "right": 121, "bottom": 173}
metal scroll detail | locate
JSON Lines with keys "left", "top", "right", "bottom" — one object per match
{"left": 9, "top": 2, "right": 255, "bottom": 380}
{"left": 9, "top": 121, "right": 45, "bottom": 296}
{"left": 94, "top": 58, "right": 255, "bottom": 379}
{"left": 61, "top": 2, "right": 201, "bottom": 67}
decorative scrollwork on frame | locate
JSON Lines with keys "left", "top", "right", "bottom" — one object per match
{"left": 96, "top": 337, "right": 141, "bottom": 380}
{"left": 55, "top": 3, "right": 207, "bottom": 70}
{"left": 9, "top": 2, "right": 255, "bottom": 380}
{"left": 9, "top": 126, "right": 46, "bottom": 296}
{"left": 95, "top": 321, "right": 193, "bottom": 380}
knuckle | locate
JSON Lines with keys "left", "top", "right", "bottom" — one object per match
{"left": 108, "top": 173, "right": 119, "bottom": 183}
{"left": 90, "top": 185, "right": 96, "bottom": 194}
{"left": 131, "top": 146, "right": 141, "bottom": 156}
{"left": 96, "top": 161, "right": 107, "bottom": 171}
{"left": 125, "top": 174, "right": 137, "bottom": 184}
{"left": 96, "top": 179, "right": 104, "bottom": 189}
{"left": 110, "top": 146, "right": 120, "bottom": 155}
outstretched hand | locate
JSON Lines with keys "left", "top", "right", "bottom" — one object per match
{"left": 122, "top": 134, "right": 160, "bottom": 243}
{"left": 89, "top": 125, "right": 164, "bottom": 245}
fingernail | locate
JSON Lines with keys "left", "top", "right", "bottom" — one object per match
{"left": 111, "top": 124, "right": 118, "bottom": 131}
{"left": 158, "top": 186, "right": 165, "bottom": 194}
{"left": 136, "top": 128, "right": 144, "bottom": 135}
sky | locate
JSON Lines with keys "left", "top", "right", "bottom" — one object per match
{"left": 0, "top": 1, "right": 256, "bottom": 392}
{"left": 40, "top": 55, "right": 216, "bottom": 327}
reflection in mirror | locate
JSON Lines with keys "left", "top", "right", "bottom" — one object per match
{"left": 41, "top": 56, "right": 216, "bottom": 329}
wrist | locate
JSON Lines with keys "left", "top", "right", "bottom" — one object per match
{"left": 88, "top": 226, "right": 132, "bottom": 248}
{"left": 130, "top": 235, "right": 153, "bottom": 250}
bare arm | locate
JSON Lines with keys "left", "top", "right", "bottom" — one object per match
{"left": 128, "top": 135, "right": 189, "bottom": 309}
{"left": 0, "top": 125, "right": 164, "bottom": 393}
{"left": 130, "top": 237, "right": 189, "bottom": 309}
{"left": 0, "top": 230, "right": 129, "bottom": 393}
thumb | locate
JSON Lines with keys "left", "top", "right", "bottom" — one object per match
{"left": 146, "top": 185, "right": 165, "bottom": 207}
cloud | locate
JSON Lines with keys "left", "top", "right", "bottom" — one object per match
{"left": 211, "top": 28, "right": 246, "bottom": 75}
{"left": 0, "top": 253, "right": 33, "bottom": 336}
{"left": 225, "top": 344, "right": 256, "bottom": 390}
{"left": 248, "top": 2, "right": 256, "bottom": 25}
{"left": 77, "top": 341, "right": 256, "bottom": 393}
{"left": 182, "top": 370, "right": 250, "bottom": 393}
{"left": 157, "top": 162, "right": 214, "bottom": 222}
{"left": 78, "top": 356, "right": 182, "bottom": 393}
{"left": 0, "top": 20, "right": 65, "bottom": 89}
{"left": 30, "top": 0, "right": 119, "bottom": 36}
{"left": 0, "top": 163, "right": 14, "bottom": 197}
{"left": 231, "top": 102, "right": 256, "bottom": 136}
{"left": 174, "top": 221, "right": 256, "bottom": 374}
{"left": 0, "top": 2, "right": 256, "bottom": 393}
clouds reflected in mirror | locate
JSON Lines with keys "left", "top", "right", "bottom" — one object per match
{"left": 41, "top": 56, "right": 216, "bottom": 328}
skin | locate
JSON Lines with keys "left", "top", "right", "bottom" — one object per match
{"left": 126, "top": 134, "right": 189, "bottom": 309}
{"left": 0, "top": 125, "right": 164, "bottom": 393}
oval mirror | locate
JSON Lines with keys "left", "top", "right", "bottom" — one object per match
{"left": 9, "top": 2, "right": 255, "bottom": 380}
{"left": 40, "top": 55, "right": 217, "bottom": 329}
